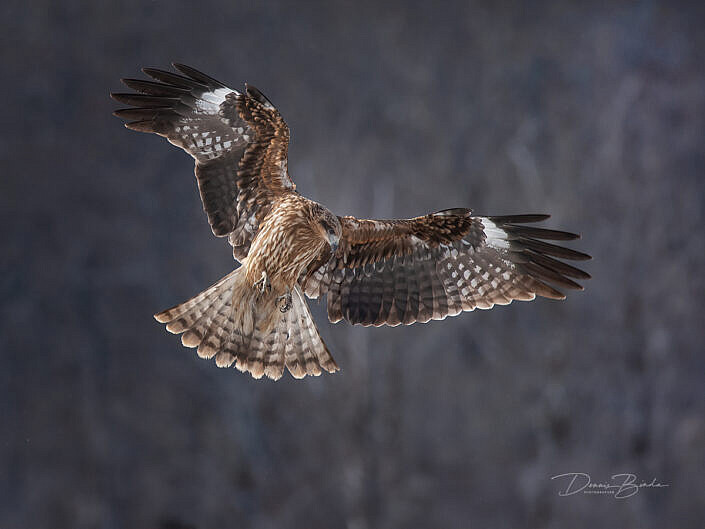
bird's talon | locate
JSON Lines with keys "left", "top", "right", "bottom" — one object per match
{"left": 277, "top": 291, "right": 292, "bottom": 313}
{"left": 253, "top": 271, "right": 270, "bottom": 293}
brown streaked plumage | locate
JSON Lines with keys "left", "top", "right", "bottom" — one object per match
{"left": 111, "top": 63, "right": 591, "bottom": 380}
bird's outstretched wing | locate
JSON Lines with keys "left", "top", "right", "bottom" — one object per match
{"left": 301, "top": 209, "right": 591, "bottom": 326}
{"left": 111, "top": 63, "right": 294, "bottom": 260}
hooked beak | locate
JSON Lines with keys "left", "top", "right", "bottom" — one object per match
{"left": 329, "top": 238, "right": 339, "bottom": 255}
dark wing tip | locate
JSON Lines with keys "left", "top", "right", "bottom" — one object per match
{"left": 489, "top": 214, "right": 591, "bottom": 260}
{"left": 547, "top": 290, "right": 568, "bottom": 300}
{"left": 518, "top": 237, "right": 592, "bottom": 261}
{"left": 434, "top": 208, "right": 472, "bottom": 217}
{"left": 120, "top": 77, "right": 191, "bottom": 97}
{"left": 123, "top": 120, "right": 155, "bottom": 132}
{"left": 504, "top": 224, "right": 581, "bottom": 241}
{"left": 172, "top": 62, "right": 227, "bottom": 88}
{"left": 567, "top": 248, "right": 591, "bottom": 261}
{"left": 141, "top": 67, "right": 207, "bottom": 91}
{"left": 141, "top": 66, "right": 169, "bottom": 78}
{"left": 110, "top": 92, "right": 178, "bottom": 107}
{"left": 530, "top": 279, "right": 568, "bottom": 300}
{"left": 487, "top": 214, "right": 591, "bottom": 298}
{"left": 141, "top": 66, "right": 166, "bottom": 77}
{"left": 489, "top": 214, "right": 551, "bottom": 224}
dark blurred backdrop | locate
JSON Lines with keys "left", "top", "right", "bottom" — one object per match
{"left": 2, "top": 1, "right": 705, "bottom": 528}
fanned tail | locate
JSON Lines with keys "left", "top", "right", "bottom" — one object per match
{"left": 154, "top": 269, "right": 338, "bottom": 380}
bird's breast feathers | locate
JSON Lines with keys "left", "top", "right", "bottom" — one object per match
{"left": 244, "top": 196, "right": 327, "bottom": 291}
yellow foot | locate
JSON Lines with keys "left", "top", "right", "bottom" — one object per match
{"left": 253, "top": 271, "right": 270, "bottom": 294}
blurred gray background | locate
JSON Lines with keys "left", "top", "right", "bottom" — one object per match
{"left": 2, "top": 1, "right": 704, "bottom": 528}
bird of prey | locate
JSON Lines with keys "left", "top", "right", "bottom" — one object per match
{"left": 111, "top": 63, "right": 591, "bottom": 381}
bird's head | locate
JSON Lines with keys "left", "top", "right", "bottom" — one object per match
{"left": 317, "top": 210, "right": 342, "bottom": 255}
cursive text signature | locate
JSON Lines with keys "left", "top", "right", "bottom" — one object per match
{"left": 550, "top": 472, "right": 669, "bottom": 499}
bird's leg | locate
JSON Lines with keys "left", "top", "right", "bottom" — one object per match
{"left": 277, "top": 289, "right": 292, "bottom": 313}
{"left": 253, "top": 270, "right": 270, "bottom": 294}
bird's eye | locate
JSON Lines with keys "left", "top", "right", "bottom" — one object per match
{"left": 328, "top": 228, "right": 336, "bottom": 235}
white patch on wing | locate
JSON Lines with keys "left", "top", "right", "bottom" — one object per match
{"left": 195, "top": 88, "right": 233, "bottom": 113}
{"left": 481, "top": 218, "right": 510, "bottom": 250}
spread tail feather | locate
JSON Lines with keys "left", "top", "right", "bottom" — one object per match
{"left": 154, "top": 268, "right": 339, "bottom": 380}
